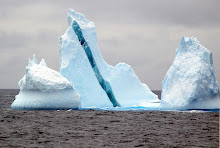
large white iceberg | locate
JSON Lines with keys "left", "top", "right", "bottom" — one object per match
{"left": 12, "top": 55, "right": 80, "bottom": 110}
{"left": 160, "top": 37, "right": 220, "bottom": 110}
{"left": 60, "top": 25, "right": 112, "bottom": 108}
{"left": 60, "top": 9, "right": 159, "bottom": 108}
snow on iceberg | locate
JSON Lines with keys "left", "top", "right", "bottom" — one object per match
{"left": 60, "top": 9, "right": 159, "bottom": 108}
{"left": 160, "top": 37, "right": 220, "bottom": 110}
{"left": 11, "top": 55, "right": 80, "bottom": 110}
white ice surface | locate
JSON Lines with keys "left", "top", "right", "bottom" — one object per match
{"left": 60, "top": 26, "right": 112, "bottom": 108}
{"left": 12, "top": 55, "right": 80, "bottom": 110}
{"left": 160, "top": 37, "right": 220, "bottom": 110}
{"left": 60, "top": 9, "right": 159, "bottom": 108}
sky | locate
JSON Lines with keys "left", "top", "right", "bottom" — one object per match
{"left": 0, "top": 0, "right": 219, "bottom": 90}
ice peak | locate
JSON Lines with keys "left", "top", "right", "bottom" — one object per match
{"left": 180, "top": 36, "right": 198, "bottom": 45}
{"left": 32, "top": 54, "right": 38, "bottom": 64}
{"left": 177, "top": 36, "right": 210, "bottom": 56}
{"left": 27, "top": 54, "right": 38, "bottom": 68}
{"left": 27, "top": 55, "right": 48, "bottom": 69}
{"left": 67, "top": 9, "right": 94, "bottom": 29}
{"left": 68, "top": 9, "right": 87, "bottom": 25}
{"left": 180, "top": 36, "right": 186, "bottom": 45}
{"left": 39, "top": 59, "right": 47, "bottom": 67}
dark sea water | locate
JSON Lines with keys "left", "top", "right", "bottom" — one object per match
{"left": 0, "top": 89, "right": 19, "bottom": 110}
{"left": 0, "top": 89, "right": 219, "bottom": 147}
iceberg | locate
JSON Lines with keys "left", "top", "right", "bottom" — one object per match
{"left": 160, "top": 37, "right": 220, "bottom": 110}
{"left": 60, "top": 25, "right": 112, "bottom": 108}
{"left": 60, "top": 9, "right": 159, "bottom": 108}
{"left": 12, "top": 55, "right": 80, "bottom": 110}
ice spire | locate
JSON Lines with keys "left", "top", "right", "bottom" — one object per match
{"left": 39, "top": 59, "right": 47, "bottom": 67}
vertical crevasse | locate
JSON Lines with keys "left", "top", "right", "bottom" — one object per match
{"left": 71, "top": 21, "right": 120, "bottom": 107}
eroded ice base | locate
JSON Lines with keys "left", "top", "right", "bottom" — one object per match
{"left": 160, "top": 95, "right": 220, "bottom": 110}
{"left": 11, "top": 88, "right": 80, "bottom": 110}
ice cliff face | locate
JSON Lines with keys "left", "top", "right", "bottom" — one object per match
{"left": 12, "top": 55, "right": 80, "bottom": 110}
{"left": 60, "top": 22, "right": 112, "bottom": 108}
{"left": 160, "top": 37, "right": 220, "bottom": 110}
{"left": 60, "top": 9, "right": 159, "bottom": 108}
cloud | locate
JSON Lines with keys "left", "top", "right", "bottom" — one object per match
{"left": 0, "top": 31, "right": 31, "bottom": 51}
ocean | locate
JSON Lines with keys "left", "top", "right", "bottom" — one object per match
{"left": 0, "top": 89, "right": 219, "bottom": 147}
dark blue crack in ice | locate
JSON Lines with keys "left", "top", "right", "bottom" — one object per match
{"left": 72, "top": 21, "right": 120, "bottom": 107}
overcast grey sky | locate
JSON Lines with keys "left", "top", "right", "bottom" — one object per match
{"left": 0, "top": 0, "right": 219, "bottom": 90}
